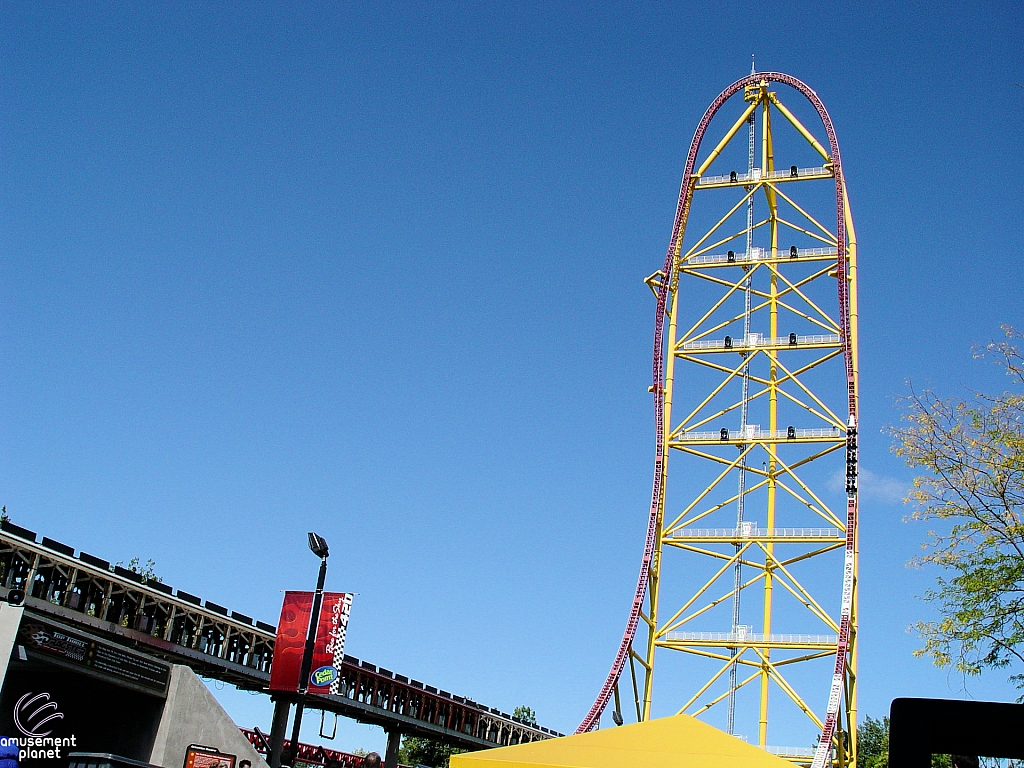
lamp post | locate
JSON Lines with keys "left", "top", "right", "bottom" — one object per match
{"left": 286, "top": 531, "right": 330, "bottom": 764}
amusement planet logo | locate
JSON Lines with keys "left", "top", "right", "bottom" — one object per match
{"left": 14, "top": 692, "right": 63, "bottom": 737}
{"left": 1, "top": 692, "right": 77, "bottom": 761}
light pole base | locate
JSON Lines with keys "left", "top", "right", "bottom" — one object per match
{"left": 384, "top": 728, "right": 402, "bottom": 768}
{"left": 268, "top": 696, "right": 291, "bottom": 768}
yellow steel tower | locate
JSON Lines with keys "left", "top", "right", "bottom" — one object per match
{"left": 580, "top": 73, "right": 859, "bottom": 768}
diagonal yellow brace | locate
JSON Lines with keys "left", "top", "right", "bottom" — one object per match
{"left": 683, "top": 219, "right": 771, "bottom": 263}
{"left": 751, "top": 646, "right": 825, "bottom": 730}
{"left": 665, "top": 444, "right": 757, "bottom": 531}
{"left": 776, "top": 216, "right": 839, "bottom": 247}
{"left": 656, "top": 543, "right": 757, "bottom": 638}
{"left": 767, "top": 93, "right": 831, "bottom": 162}
{"left": 770, "top": 184, "right": 838, "bottom": 243}
{"left": 663, "top": 571, "right": 768, "bottom": 635}
{"left": 696, "top": 100, "right": 760, "bottom": 177}
{"left": 677, "top": 652, "right": 742, "bottom": 714}
{"left": 681, "top": 186, "right": 761, "bottom": 262}
{"left": 693, "top": 669, "right": 761, "bottom": 716}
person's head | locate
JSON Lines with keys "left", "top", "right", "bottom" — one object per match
{"left": 363, "top": 752, "right": 382, "bottom": 768}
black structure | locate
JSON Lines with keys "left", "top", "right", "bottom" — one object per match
{"left": 68, "top": 755, "right": 161, "bottom": 768}
{"left": 889, "top": 697, "right": 1024, "bottom": 768}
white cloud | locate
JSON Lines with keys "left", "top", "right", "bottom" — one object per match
{"left": 827, "top": 467, "right": 907, "bottom": 504}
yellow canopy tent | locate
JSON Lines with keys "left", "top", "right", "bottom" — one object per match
{"left": 450, "top": 714, "right": 799, "bottom": 768}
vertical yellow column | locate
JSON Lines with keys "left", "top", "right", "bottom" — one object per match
{"left": 845, "top": 194, "right": 859, "bottom": 392}
{"left": 643, "top": 255, "right": 682, "bottom": 720}
{"left": 758, "top": 89, "right": 779, "bottom": 748}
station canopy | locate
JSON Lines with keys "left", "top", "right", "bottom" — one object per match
{"left": 450, "top": 714, "right": 798, "bottom": 768}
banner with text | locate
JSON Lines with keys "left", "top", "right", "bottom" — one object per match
{"left": 268, "top": 591, "right": 352, "bottom": 693}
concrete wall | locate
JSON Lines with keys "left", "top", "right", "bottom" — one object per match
{"left": 149, "top": 665, "right": 269, "bottom": 768}
{"left": 0, "top": 602, "right": 24, "bottom": 690}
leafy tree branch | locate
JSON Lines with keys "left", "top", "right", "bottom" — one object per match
{"left": 890, "top": 326, "right": 1024, "bottom": 689}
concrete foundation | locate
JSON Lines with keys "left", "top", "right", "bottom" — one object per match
{"left": 148, "top": 666, "right": 269, "bottom": 768}
{"left": 0, "top": 603, "right": 25, "bottom": 683}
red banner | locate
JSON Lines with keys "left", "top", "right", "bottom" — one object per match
{"left": 312, "top": 591, "right": 352, "bottom": 692}
{"left": 269, "top": 591, "right": 352, "bottom": 693}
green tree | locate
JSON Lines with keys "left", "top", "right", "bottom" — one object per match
{"left": 115, "top": 556, "right": 162, "bottom": 583}
{"left": 397, "top": 736, "right": 465, "bottom": 768}
{"left": 512, "top": 706, "right": 537, "bottom": 726}
{"left": 396, "top": 706, "right": 537, "bottom": 766}
{"left": 857, "top": 715, "right": 889, "bottom": 768}
{"left": 891, "top": 326, "right": 1024, "bottom": 689}
{"left": 856, "top": 715, "right": 947, "bottom": 768}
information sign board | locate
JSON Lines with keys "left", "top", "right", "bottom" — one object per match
{"left": 183, "top": 745, "right": 236, "bottom": 768}
{"left": 17, "top": 617, "right": 171, "bottom": 694}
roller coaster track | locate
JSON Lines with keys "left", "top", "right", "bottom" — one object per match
{"left": 0, "top": 523, "right": 562, "bottom": 749}
{"left": 240, "top": 728, "right": 383, "bottom": 768}
{"left": 578, "top": 72, "right": 858, "bottom": 768}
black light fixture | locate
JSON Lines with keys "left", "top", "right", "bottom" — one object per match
{"left": 308, "top": 532, "right": 329, "bottom": 559}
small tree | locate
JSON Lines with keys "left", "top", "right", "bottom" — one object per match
{"left": 396, "top": 707, "right": 538, "bottom": 766}
{"left": 857, "top": 715, "right": 889, "bottom": 768}
{"left": 856, "top": 715, "right": 948, "bottom": 768}
{"left": 116, "top": 557, "right": 162, "bottom": 583}
{"left": 891, "top": 326, "right": 1024, "bottom": 689}
{"left": 512, "top": 706, "right": 537, "bottom": 726}
{"left": 397, "top": 736, "right": 465, "bottom": 768}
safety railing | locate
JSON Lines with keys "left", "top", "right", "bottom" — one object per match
{"left": 664, "top": 630, "right": 838, "bottom": 645}
{"left": 672, "top": 427, "right": 843, "bottom": 442}
{"left": 679, "top": 333, "right": 840, "bottom": 351}
{"left": 685, "top": 245, "right": 838, "bottom": 266}
{"left": 765, "top": 747, "right": 817, "bottom": 758}
{"left": 695, "top": 166, "right": 831, "bottom": 187}
{"left": 669, "top": 527, "right": 843, "bottom": 539}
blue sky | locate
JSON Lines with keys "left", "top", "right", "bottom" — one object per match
{"left": 1, "top": 0, "right": 1022, "bottom": 755}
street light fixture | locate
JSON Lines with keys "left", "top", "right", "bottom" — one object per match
{"left": 286, "top": 531, "right": 330, "bottom": 764}
{"left": 308, "top": 532, "right": 329, "bottom": 559}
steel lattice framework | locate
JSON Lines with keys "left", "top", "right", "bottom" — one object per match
{"left": 580, "top": 73, "right": 859, "bottom": 768}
